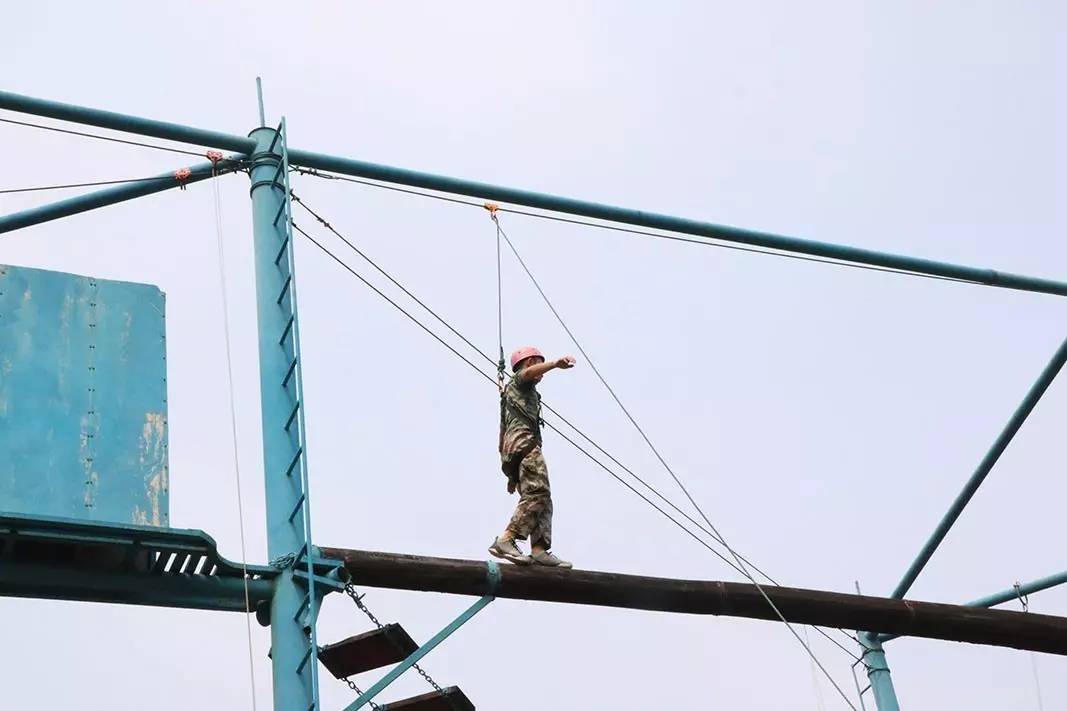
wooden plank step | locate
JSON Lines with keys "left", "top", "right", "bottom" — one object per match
{"left": 318, "top": 624, "right": 418, "bottom": 679}
{"left": 380, "top": 687, "right": 475, "bottom": 711}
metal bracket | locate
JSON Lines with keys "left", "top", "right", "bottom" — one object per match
{"left": 342, "top": 560, "right": 501, "bottom": 711}
{"left": 294, "top": 564, "right": 350, "bottom": 593}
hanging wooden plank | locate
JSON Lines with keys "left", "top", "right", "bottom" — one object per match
{"left": 319, "top": 624, "right": 418, "bottom": 679}
{"left": 380, "top": 687, "right": 475, "bottom": 711}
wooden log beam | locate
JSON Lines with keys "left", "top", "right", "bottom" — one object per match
{"left": 321, "top": 548, "right": 1067, "bottom": 656}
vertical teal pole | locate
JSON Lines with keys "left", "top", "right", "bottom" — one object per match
{"left": 859, "top": 633, "right": 900, "bottom": 711}
{"left": 854, "top": 582, "right": 900, "bottom": 711}
{"left": 248, "top": 123, "right": 320, "bottom": 710}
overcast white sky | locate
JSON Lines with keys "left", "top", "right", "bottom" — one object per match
{"left": 2, "top": 2, "right": 1066, "bottom": 709}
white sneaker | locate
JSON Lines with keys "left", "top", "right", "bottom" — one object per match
{"left": 489, "top": 537, "right": 531, "bottom": 565}
{"left": 531, "top": 550, "right": 573, "bottom": 569}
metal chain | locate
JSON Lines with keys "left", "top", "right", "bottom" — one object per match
{"left": 345, "top": 583, "right": 386, "bottom": 628}
{"left": 411, "top": 663, "right": 445, "bottom": 695}
{"left": 341, "top": 677, "right": 382, "bottom": 711}
{"left": 343, "top": 583, "right": 447, "bottom": 696}
{"left": 269, "top": 551, "right": 299, "bottom": 570}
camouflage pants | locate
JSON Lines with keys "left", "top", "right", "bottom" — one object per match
{"left": 504, "top": 446, "right": 553, "bottom": 548}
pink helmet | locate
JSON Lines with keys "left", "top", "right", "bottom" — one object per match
{"left": 510, "top": 346, "right": 544, "bottom": 371}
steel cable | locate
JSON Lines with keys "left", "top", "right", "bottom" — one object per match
{"left": 289, "top": 198, "right": 861, "bottom": 664}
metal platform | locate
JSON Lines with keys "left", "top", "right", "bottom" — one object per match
{"left": 0, "top": 513, "right": 275, "bottom": 611}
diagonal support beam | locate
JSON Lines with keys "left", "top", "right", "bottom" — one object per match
{"left": 966, "top": 570, "right": 1067, "bottom": 610}
{"left": 0, "top": 160, "right": 243, "bottom": 234}
{"left": 891, "top": 336, "right": 1067, "bottom": 600}
{"left": 345, "top": 561, "right": 500, "bottom": 710}
{"left": 878, "top": 569, "right": 1067, "bottom": 644}
{"left": 322, "top": 548, "right": 1067, "bottom": 656}
{"left": 2, "top": 89, "right": 1067, "bottom": 297}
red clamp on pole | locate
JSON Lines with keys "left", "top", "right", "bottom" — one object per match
{"left": 174, "top": 167, "right": 192, "bottom": 190}
{"left": 205, "top": 150, "right": 224, "bottom": 166}
{"left": 483, "top": 202, "right": 500, "bottom": 221}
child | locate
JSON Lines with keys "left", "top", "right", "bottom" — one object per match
{"left": 489, "top": 346, "right": 576, "bottom": 568}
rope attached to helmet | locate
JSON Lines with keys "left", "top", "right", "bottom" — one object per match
{"left": 486, "top": 202, "right": 509, "bottom": 455}
{"left": 485, "top": 202, "right": 506, "bottom": 390}
{"left": 485, "top": 203, "right": 546, "bottom": 444}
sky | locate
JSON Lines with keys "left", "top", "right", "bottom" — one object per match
{"left": 2, "top": 2, "right": 1066, "bottom": 709}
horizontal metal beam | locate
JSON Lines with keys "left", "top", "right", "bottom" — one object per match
{"left": 0, "top": 559, "right": 273, "bottom": 612}
{"left": 283, "top": 148, "right": 1067, "bottom": 297}
{"left": 891, "top": 336, "right": 1067, "bottom": 601}
{"left": 2, "top": 89, "right": 1066, "bottom": 297}
{"left": 878, "top": 569, "right": 1067, "bottom": 644}
{"left": 0, "top": 160, "right": 240, "bottom": 235}
{"left": 322, "top": 548, "right": 1067, "bottom": 656}
{"left": 0, "top": 513, "right": 276, "bottom": 614}
{"left": 0, "top": 90, "right": 254, "bottom": 153}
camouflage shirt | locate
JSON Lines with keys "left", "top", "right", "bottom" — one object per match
{"left": 499, "top": 372, "right": 542, "bottom": 459}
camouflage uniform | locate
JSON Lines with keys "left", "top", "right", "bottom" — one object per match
{"left": 499, "top": 371, "right": 553, "bottom": 548}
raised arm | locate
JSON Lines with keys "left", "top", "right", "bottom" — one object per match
{"left": 519, "top": 355, "right": 577, "bottom": 381}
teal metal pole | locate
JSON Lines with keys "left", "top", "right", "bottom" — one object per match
{"left": 3, "top": 88, "right": 1067, "bottom": 298}
{"left": 0, "top": 160, "right": 241, "bottom": 235}
{"left": 859, "top": 632, "right": 901, "bottom": 711}
{"left": 248, "top": 125, "right": 320, "bottom": 710}
{"left": 891, "top": 337, "right": 1067, "bottom": 600}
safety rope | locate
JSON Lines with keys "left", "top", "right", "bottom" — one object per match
{"left": 294, "top": 166, "right": 983, "bottom": 289}
{"left": 485, "top": 202, "right": 506, "bottom": 389}
{"left": 0, "top": 158, "right": 248, "bottom": 195}
{"left": 0, "top": 116, "right": 208, "bottom": 157}
{"left": 490, "top": 211, "right": 858, "bottom": 710}
{"left": 287, "top": 196, "right": 862, "bottom": 666}
{"left": 804, "top": 626, "right": 828, "bottom": 711}
{"left": 293, "top": 219, "right": 862, "bottom": 707}
{"left": 1015, "top": 582, "right": 1046, "bottom": 711}
{"left": 209, "top": 152, "right": 258, "bottom": 711}
{"left": 1, "top": 174, "right": 191, "bottom": 194}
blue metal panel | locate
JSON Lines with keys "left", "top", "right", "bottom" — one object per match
{"left": 0, "top": 264, "right": 169, "bottom": 526}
